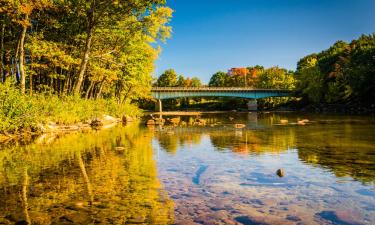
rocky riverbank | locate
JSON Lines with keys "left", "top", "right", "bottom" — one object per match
{"left": 0, "top": 115, "right": 137, "bottom": 144}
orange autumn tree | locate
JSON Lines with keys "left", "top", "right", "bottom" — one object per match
{"left": 228, "top": 67, "right": 248, "bottom": 76}
{"left": 228, "top": 67, "right": 251, "bottom": 87}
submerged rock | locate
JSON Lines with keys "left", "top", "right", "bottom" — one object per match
{"left": 234, "top": 124, "right": 246, "bottom": 129}
{"left": 276, "top": 169, "right": 285, "bottom": 177}
{"left": 234, "top": 216, "right": 270, "bottom": 225}
{"left": 280, "top": 119, "right": 288, "bottom": 124}
{"left": 316, "top": 210, "right": 363, "bottom": 225}
{"left": 297, "top": 119, "right": 310, "bottom": 125}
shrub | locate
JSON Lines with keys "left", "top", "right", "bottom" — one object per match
{"left": 0, "top": 82, "right": 142, "bottom": 133}
{"left": 0, "top": 82, "right": 39, "bottom": 133}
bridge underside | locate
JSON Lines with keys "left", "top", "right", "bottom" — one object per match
{"left": 151, "top": 91, "right": 290, "bottom": 100}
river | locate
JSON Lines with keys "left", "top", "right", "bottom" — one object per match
{"left": 0, "top": 112, "right": 374, "bottom": 224}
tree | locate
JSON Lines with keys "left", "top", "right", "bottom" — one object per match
{"left": 209, "top": 71, "right": 229, "bottom": 87}
{"left": 228, "top": 67, "right": 249, "bottom": 86}
{"left": 190, "top": 77, "right": 202, "bottom": 87}
{"left": 176, "top": 75, "right": 185, "bottom": 87}
{"left": 295, "top": 33, "right": 375, "bottom": 105}
{"left": 256, "top": 67, "right": 295, "bottom": 89}
{"left": 1, "top": 0, "right": 53, "bottom": 93}
{"left": 71, "top": 0, "right": 169, "bottom": 95}
{"left": 156, "top": 69, "right": 178, "bottom": 87}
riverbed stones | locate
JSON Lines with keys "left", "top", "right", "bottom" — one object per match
{"left": 286, "top": 214, "right": 301, "bottom": 222}
{"left": 234, "top": 215, "right": 271, "bottom": 225}
{"left": 53, "top": 212, "right": 93, "bottom": 225}
{"left": 316, "top": 210, "right": 363, "bottom": 225}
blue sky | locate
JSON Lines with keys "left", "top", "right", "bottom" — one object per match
{"left": 155, "top": 0, "right": 375, "bottom": 83}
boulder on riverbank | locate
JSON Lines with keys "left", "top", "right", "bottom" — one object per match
{"left": 122, "top": 115, "right": 136, "bottom": 124}
{"left": 0, "top": 114, "right": 124, "bottom": 144}
{"left": 165, "top": 117, "right": 181, "bottom": 126}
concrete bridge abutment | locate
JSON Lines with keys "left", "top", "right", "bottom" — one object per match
{"left": 247, "top": 99, "right": 258, "bottom": 111}
{"left": 155, "top": 99, "right": 162, "bottom": 112}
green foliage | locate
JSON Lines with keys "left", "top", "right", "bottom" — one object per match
{"left": 156, "top": 69, "right": 178, "bottom": 87}
{"left": 208, "top": 66, "right": 295, "bottom": 109}
{"left": 0, "top": 0, "right": 173, "bottom": 102}
{"left": 0, "top": 82, "right": 38, "bottom": 132}
{"left": 0, "top": 0, "right": 173, "bottom": 132}
{"left": 256, "top": 67, "right": 295, "bottom": 108}
{"left": 295, "top": 33, "right": 375, "bottom": 105}
{"left": 0, "top": 83, "right": 141, "bottom": 133}
{"left": 209, "top": 71, "right": 230, "bottom": 87}
{"left": 190, "top": 77, "right": 202, "bottom": 87}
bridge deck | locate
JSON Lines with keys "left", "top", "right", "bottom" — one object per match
{"left": 151, "top": 87, "right": 290, "bottom": 92}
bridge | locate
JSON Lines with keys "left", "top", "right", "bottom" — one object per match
{"left": 151, "top": 87, "right": 292, "bottom": 112}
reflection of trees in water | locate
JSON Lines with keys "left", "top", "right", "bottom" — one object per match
{"left": 296, "top": 124, "right": 375, "bottom": 185}
{"left": 154, "top": 125, "right": 296, "bottom": 155}
{"left": 155, "top": 130, "right": 203, "bottom": 154}
{"left": 0, "top": 123, "right": 174, "bottom": 224}
{"left": 157, "top": 134, "right": 179, "bottom": 154}
{"left": 210, "top": 128, "right": 296, "bottom": 155}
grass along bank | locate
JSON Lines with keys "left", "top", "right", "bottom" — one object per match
{"left": 0, "top": 82, "right": 141, "bottom": 139}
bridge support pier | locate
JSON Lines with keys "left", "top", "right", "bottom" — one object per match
{"left": 155, "top": 99, "right": 162, "bottom": 112}
{"left": 247, "top": 99, "right": 258, "bottom": 111}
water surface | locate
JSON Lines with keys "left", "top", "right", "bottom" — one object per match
{"left": 154, "top": 112, "right": 375, "bottom": 224}
{"left": 0, "top": 112, "right": 374, "bottom": 224}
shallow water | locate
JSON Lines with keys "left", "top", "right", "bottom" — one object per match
{"left": 0, "top": 112, "right": 375, "bottom": 224}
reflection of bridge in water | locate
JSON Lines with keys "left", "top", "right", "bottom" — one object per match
{"left": 151, "top": 87, "right": 292, "bottom": 112}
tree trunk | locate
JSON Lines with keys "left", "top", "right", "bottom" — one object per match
{"left": 4, "top": 50, "right": 10, "bottom": 79}
{"left": 13, "top": 37, "right": 20, "bottom": 81}
{"left": 0, "top": 22, "right": 4, "bottom": 82}
{"left": 19, "top": 16, "right": 28, "bottom": 94}
{"left": 96, "top": 80, "right": 105, "bottom": 99}
{"left": 64, "top": 75, "right": 70, "bottom": 96}
{"left": 29, "top": 73, "right": 32, "bottom": 95}
{"left": 73, "top": 5, "right": 95, "bottom": 95}
{"left": 85, "top": 81, "right": 94, "bottom": 99}
{"left": 122, "top": 86, "right": 132, "bottom": 104}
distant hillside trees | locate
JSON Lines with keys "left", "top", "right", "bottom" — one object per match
{"left": 295, "top": 34, "right": 375, "bottom": 106}
{"left": 156, "top": 69, "right": 202, "bottom": 87}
